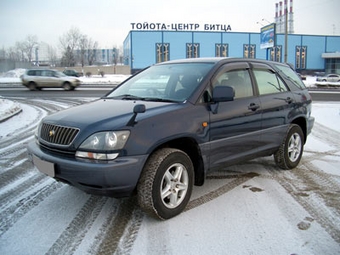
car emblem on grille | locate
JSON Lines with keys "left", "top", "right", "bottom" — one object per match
{"left": 49, "top": 130, "right": 55, "bottom": 137}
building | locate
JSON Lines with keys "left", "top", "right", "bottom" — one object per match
{"left": 123, "top": 0, "right": 339, "bottom": 75}
{"left": 123, "top": 29, "right": 340, "bottom": 74}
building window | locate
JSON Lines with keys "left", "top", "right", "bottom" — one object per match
{"left": 243, "top": 44, "right": 256, "bottom": 59}
{"left": 325, "top": 58, "right": 340, "bottom": 74}
{"left": 156, "top": 43, "right": 170, "bottom": 63}
{"left": 215, "top": 44, "right": 228, "bottom": 57}
{"left": 270, "top": 46, "right": 282, "bottom": 62}
{"left": 186, "top": 43, "right": 200, "bottom": 58}
{"left": 296, "top": 46, "right": 307, "bottom": 69}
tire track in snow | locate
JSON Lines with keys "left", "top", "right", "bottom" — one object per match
{"left": 45, "top": 196, "right": 108, "bottom": 255}
{"left": 310, "top": 122, "right": 340, "bottom": 150}
{"left": 269, "top": 166, "right": 340, "bottom": 244}
{"left": 91, "top": 197, "right": 140, "bottom": 255}
{"left": 261, "top": 119, "right": 340, "bottom": 244}
{"left": 0, "top": 181, "right": 63, "bottom": 237}
{"left": 186, "top": 172, "right": 259, "bottom": 211}
{"left": 0, "top": 172, "right": 46, "bottom": 210}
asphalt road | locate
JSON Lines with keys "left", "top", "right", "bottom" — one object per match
{"left": 0, "top": 84, "right": 114, "bottom": 98}
{"left": 0, "top": 84, "right": 340, "bottom": 101}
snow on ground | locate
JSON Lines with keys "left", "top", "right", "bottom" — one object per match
{"left": 1, "top": 70, "right": 340, "bottom": 254}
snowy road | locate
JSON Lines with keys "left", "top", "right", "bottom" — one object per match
{"left": 0, "top": 98, "right": 340, "bottom": 255}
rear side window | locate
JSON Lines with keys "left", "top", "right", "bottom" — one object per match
{"left": 27, "top": 70, "right": 36, "bottom": 76}
{"left": 253, "top": 69, "right": 288, "bottom": 95}
{"left": 275, "top": 64, "right": 306, "bottom": 90}
{"left": 41, "top": 70, "right": 53, "bottom": 77}
{"left": 27, "top": 70, "right": 42, "bottom": 76}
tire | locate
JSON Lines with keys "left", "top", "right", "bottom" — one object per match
{"left": 137, "top": 148, "right": 194, "bottom": 220}
{"left": 63, "top": 82, "right": 72, "bottom": 91}
{"left": 274, "top": 124, "right": 304, "bottom": 170}
{"left": 28, "top": 82, "right": 37, "bottom": 91}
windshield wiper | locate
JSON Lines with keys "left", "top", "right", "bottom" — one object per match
{"left": 143, "top": 97, "right": 178, "bottom": 103}
{"left": 106, "top": 94, "right": 145, "bottom": 100}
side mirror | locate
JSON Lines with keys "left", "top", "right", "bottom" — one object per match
{"left": 212, "top": 86, "right": 234, "bottom": 102}
{"left": 133, "top": 104, "right": 146, "bottom": 114}
{"left": 126, "top": 104, "right": 146, "bottom": 126}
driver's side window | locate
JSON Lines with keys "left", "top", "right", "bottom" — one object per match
{"left": 212, "top": 69, "right": 253, "bottom": 99}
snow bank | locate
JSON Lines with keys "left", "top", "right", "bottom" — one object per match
{"left": 0, "top": 97, "right": 22, "bottom": 122}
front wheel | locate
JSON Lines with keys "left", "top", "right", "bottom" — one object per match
{"left": 274, "top": 124, "right": 304, "bottom": 169}
{"left": 63, "top": 82, "right": 72, "bottom": 91}
{"left": 137, "top": 148, "right": 194, "bottom": 220}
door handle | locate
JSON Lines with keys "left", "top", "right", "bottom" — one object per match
{"left": 248, "top": 103, "right": 260, "bottom": 111}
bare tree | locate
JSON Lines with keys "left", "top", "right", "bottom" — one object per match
{"left": 6, "top": 46, "right": 21, "bottom": 61}
{"left": 59, "top": 27, "right": 82, "bottom": 52}
{"left": 87, "top": 39, "right": 98, "bottom": 66}
{"left": 15, "top": 41, "right": 26, "bottom": 61}
{"left": 23, "top": 35, "right": 38, "bottom": 62}
{"left": 47, "top": 44, "right": 58, "bottom": 67}
{"left": 78, "top": 35, "right": 88, "bottom": 67}
{"left": 59, "top": 27, "right": 99, "bottom": 67}
{"left": 59, "top": 27, "right": 82, "bottom": 67}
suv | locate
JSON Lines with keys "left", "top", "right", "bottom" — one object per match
{"left": 28, "top": 58, "right": 314, "bottom": 219}
{"left": 21, "top": 69, "right": 81, "bottom": 90}
{"left": 63, "top": 69, "right": 83, "bottom": 77}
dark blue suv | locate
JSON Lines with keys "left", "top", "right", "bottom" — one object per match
{"left": 28, "top": 58, "right": 314, "bottom": 219}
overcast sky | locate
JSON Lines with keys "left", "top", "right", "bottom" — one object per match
{"left": 0, "top": 0, "right": 339, "bottom": 49}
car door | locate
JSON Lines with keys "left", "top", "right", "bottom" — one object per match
{"left": 208, "top": 62, "right": 262, "bottom": 169}
{"left": 250, "top": 62, "right": 296, "bottom": 152}
{"left": 40, "top": 70, "right": 54, "bottom": 87}
{"left": 329, "top": 74, "right": 339, "bottom": 82}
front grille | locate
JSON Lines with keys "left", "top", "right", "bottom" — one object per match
{"left": 40, "top": 123, "right": 79, "bottom": 146}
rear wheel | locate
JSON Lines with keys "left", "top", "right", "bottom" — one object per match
{"left": 28, "top": 82, "right": 37, "bottom": 91}
{"left": 274, "top": 124, "right": 304, "bottom": 169}
{"left": 137, "top": 148, "right": 194, "bottom": 220}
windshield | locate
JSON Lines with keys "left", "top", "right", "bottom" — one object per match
{"left": 105, "top": 63, "right": 214, "bottom": 102}
{"left": 275, "top": 64, "right": 306, "bottom": 90}
{"left": 55, "top": 71, "right": 67, "bottom": 77}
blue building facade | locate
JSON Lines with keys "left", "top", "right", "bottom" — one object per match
{"left": 123, "top": 30, "right": 340, "bottom": 74}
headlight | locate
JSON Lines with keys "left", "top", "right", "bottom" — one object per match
{"left": 76, "top": 130, "right": 130, "bottom": 160}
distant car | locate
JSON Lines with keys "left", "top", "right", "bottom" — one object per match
{"left": 297, "top": 73, "right": 306, "bottom": 80}
{"left": 21, "top": 69, "right": 81, "bottom": 91}
{"left": 63, "top": 69, "right": 82, "bottom": 77}
{"left": 316, "top": 74, "right": 340, "bottom": 82}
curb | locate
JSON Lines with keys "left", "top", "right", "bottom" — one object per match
{"left": 0, "top": 99, "right": 23, "bottom": 123}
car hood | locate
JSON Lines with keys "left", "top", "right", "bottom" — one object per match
{"left": 42, "top": 99, "right": 180, "bottom": 131}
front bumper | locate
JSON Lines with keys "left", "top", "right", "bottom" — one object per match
{"left": 27, "top": 141, "right": 148, "bottom": 197}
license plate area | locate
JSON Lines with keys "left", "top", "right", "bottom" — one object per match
{"left": 33, "top": 155, "right": 55, "bottom": 177}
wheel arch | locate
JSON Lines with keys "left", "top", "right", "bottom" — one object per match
{"left": 147, "top": 137, "right": 205, "bottom": 187}
{"left": 291, "top": 117, "right": 307, "bottom": 144}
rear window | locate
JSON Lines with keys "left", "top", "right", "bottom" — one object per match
{"left": 275, "top": 64, "right": 306, "bottom": 90}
